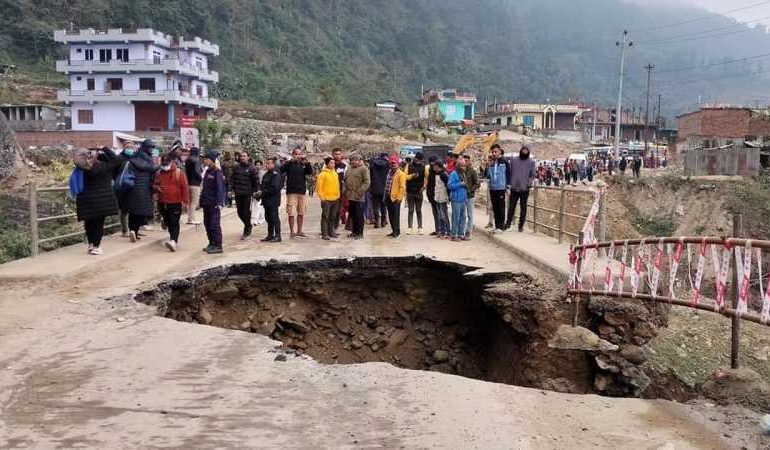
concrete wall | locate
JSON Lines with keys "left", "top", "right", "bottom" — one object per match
{"left": 71, "top": 102, "right": 135, "bottom": 131}
{"left": 16, "top": 131, "right": 115, "bottom": 149}
{"left": 684, "top": 147, "right": 760, "bottom": 176}
{"left": 438, "top": 100, "right": 474, "bottom": 123}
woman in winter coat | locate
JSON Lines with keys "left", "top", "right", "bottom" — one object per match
{"left": 119, "top": 142, "right": 158, "bottom": 242}
{"left": 74, "top": 147, "right": 120, "bottom": 255}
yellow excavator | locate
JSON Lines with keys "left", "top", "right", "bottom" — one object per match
{"left": 453, "top": 130, "right": 499, "bottom": 157}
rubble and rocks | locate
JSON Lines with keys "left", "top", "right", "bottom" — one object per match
{"left": 135, "top": 256, "right": 673, "bottom": 399}
{"left": 700, "top": 368, "right": 770, "bottom": 412}
{"left": 588, "top": 296, "right": 668, "bottom": 396}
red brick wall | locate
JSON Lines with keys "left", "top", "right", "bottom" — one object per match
{"left": 747, "top": 114, "right": 770, "bottom": 137}
{"left": 135, "top": 102, "right": 168, "bottom": 131}
{"left": 16, "top": 131, "right": 114, "bottom": 149}
{"left": 678, "top": 109, "right": 751, "bottom": 140}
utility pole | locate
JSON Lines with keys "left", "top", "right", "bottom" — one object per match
{"left": 644, "top": 63, "right": 654, "bottom": 158}
{"left": 657, "top": 94, "right": 662, "bottom": 127}
{"left": 592, "top": 103, "right": 597, "bottom": 142}
{"left": 614, "top": 30, "right": 633, "bottom": 159}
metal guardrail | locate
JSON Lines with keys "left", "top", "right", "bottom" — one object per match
{"left": 28, "top": 181, "right": 120, "bottom": 256}
{"left": 568, "top": 214, "right": 769, "bottom": 371}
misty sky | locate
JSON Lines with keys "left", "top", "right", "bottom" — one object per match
{"left": 626, "top": 0, "right": 770, "bottom": 24}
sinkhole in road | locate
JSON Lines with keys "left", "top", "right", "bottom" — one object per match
{"left": 134, "top": 256, "right": 676, "bottom": 398}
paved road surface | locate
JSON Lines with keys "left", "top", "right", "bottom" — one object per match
{"left": 0, "top": 200, "right": 758, "bottom": 448}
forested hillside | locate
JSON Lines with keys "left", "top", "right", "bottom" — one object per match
{"left": 2, "top": 0, "right": 770, "bottom": 115}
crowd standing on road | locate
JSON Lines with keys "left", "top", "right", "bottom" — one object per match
{"left": 71, "top": 136, "right": 654, "bottom": 256}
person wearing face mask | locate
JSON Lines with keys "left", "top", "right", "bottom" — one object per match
{"left": 154, "top": 153, "right": 189, "bottom": 252}
{"left": 505, "top": 145, "right": 537, "bottom": 233}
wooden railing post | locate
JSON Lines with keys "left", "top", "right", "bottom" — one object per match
{"left": 730, "top": 214, "right": 743, "bottom": 369}
{"left": 558, "top": 186, "right": 566, "bottom": 243}
{"left": 572, "top": 231, "right": 585, "bottom": 326}
{"left": 532, "top": 185, "right": 539, "bottom": 233}
{"left": 28, "top": 180, "right": 38, "bottom": 257}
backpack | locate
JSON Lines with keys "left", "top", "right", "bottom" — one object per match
{"left": 115, "top": 161, "right": 136, "bottom": 193}
{"left": 68, "top": 167, "right": 84, "bottom": 199}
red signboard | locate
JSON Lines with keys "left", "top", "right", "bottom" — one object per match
{"left": 179, "top": 117, "right": 198, "bottom": 128}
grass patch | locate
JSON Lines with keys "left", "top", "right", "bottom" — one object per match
{"left": 729, "top": 170, "right": 770, "bottom": 239}
{"left": 632, "top": 215, "right": 677, "bottom": 237}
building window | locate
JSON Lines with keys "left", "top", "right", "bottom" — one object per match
{"left": 78, "top": 109, "right": 94, "bottom": 124}
{"left": 86, "top": 78, "right": 95, "bottom": 91}
{"left": 196, "top": 85, "right": 203, "bottom": 97}
{"left": 76, "top": 48, "right": 82, "bottom": 53}
{"left": 85, "top": 49, "right": 94, "bottom": 61}
{"left": 116, "top": 48, "right": 129, "bottom": 63}
{"left": 106, "top": 78, "right": 123, "bottom": 91}
{"left": 99, "top": 48, "right": 112, "bottom": 63}
{"left": 139, "top": 78, "right": 156, "bottom": 92}
{"left": 76, "top": 76, "right": 82, "bottom": 81}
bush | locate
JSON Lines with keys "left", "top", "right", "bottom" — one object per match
{"left": 0, "top": 231, "right": 31, "bottom": 263}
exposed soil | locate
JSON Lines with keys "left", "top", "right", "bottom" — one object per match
{"left": 133, "top": 256, "right": 697, "bottom": 400}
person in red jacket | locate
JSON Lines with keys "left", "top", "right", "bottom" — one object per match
{"left": 154, "top": 153, "right": 190, "bottom": 252}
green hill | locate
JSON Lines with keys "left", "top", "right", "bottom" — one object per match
{"left": 2, "top": 0, "right": 770, "bottom": 115}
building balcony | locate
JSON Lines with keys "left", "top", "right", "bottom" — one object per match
{"left": 178, "top": 37, "right": 220, "bottom": 56}
{"left": 56, "top": 58, "right": 219, "bottom": 82}
{"left": 54, "top": 28, "right": 173, "bottom": 47}
{"left": 57, "top": 89, "right": 218, "bottom": 109}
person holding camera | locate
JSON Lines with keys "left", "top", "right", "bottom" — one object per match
{"left": 74, "top": 147, "right": 120, "bottom": 255}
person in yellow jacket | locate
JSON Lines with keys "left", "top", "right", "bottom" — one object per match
{"left": 385, "top": 154, "right": 407, "bottom": 238}
{"left": 316, "top": 157, "right": 341, "bottom": 240}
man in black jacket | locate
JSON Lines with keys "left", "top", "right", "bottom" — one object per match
{"left": 405, "top": 152, "right": 427, "bottom": 234}
{"left": 259, "top": 157, "right": 282, "bottom": 243}
{"left": 280, "top": 146, "right": 313, "bottom": 238}
{"left": 369, "top": 152, "right": 389, "bottom": 228}
{"left": 185, "top": 147, "right": 203, "bottom": 224}
{"left": 230, "top": 151, "right": 260, "bottom": 240}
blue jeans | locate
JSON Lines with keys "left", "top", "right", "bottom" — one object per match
{"left": 435, "top": 202, "right": 450, "bottom": 235}
{"left": 465, "top": 198, "right": 474, "bottom": 236}
{"left": 451, "top": 201, "right": 466, "bottom": 238}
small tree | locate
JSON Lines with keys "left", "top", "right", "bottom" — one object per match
{"left": 235, "top": 120, "right": 270, "bottom": 162}
{"left": 194, "top": 119, "right": 232, "bottom": 149}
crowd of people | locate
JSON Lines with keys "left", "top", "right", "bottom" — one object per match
{"left": 528, "top": 154, "right": 645, "bottom": 187}
{"left": 71, "top": 139, "right": 546, "bottom": 256}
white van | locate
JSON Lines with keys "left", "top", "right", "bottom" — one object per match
{"left": 567, "top": 153, "right": 587, "bottom": 163}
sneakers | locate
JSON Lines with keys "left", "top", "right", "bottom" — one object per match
{"left": 141, "top": 225, "right": 154, "bottom": 231}
{"left": 417, "top": 228, "right": 424, "bottom": 235}
{"left": 121, "top": 232, "right": 130, "bottom": 238}
{"left": 205, "top": 246, "right": 223, "bottom": 254}
{"left": 87, "top": 243, "right": 94, "bottom": 254}
{"left": 260, "top": 236, "right": 274, "bottom": 242}
{"left": 129, "top": 231, "right": 138, "bottom": 243}
{"left": 165, "top": 240, "right": 177, "bottom": 252}
{"left": 518, "top": 226, "right": 524, "bottom": 233}
{"left": 295, "top": 232, "right": 307, "bottom": 239}
{"left": 406, "top": 228, "right": 414, "bottom": 235}
{"left": 429, "top": 231, "right": 438, "bottom": 236}
{"left": 241, "top": 234, "right": 252, "bottom": 241}
{"left": 321, "top": 235, "right": 331, "bottom": 241}
{"left": 269, "top": 236, "right": 282, "bottom": 243}
{"left": 88, "top": 247, "right": 103, "bottom": 255}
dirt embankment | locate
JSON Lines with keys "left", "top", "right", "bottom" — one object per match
{"left": 219, "top": 102, "right": 381, "bottom": 129}
{"left": 603, "top": 172, "right": 758, "bottom": 241}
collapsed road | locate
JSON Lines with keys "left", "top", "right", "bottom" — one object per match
{"left": 0, "top": 208, "right": 766, "bottom": 449}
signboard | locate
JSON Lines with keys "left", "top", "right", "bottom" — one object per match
{"left": 179, "top": 117, "right": 198, "bottom": 129}
{"left": 180, "top": 127, "right": 199, "bottom": 149}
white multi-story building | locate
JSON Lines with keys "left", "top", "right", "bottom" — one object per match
{"left": 54, "top": 28, "right": 219, "bottom": 132}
